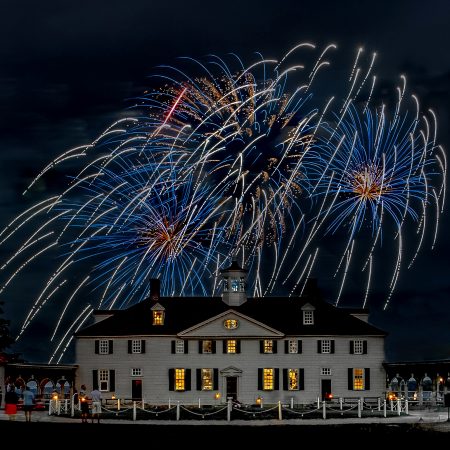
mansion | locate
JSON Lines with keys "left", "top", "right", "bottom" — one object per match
{"left": 75, "top": 261, "right": 387, "bottom": 404}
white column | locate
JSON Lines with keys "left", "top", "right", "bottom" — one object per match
{"left": 340, "top": 397, "right": 343, "bottom": 410}
{"left": 357, "top": 399, "right": 361, "bottom": 418}
{"left": 227, "top": 398, "right": 232, "bottom": 422}
{"left": 383, "top": 399, "right": 387, "bottom": 418}
{"left": 290, "top": 397, "right": 294, "bottom": 409}
{"left": 397, "top": 398, "right": 401, "bottom": 416}
{"left": 278, "top": 401, "right": 282, "bottom": 420}
{"left": 405, "top": 399, "right": 409, "bottom": 415}
{"left": 322, "top": 400, "right": 326, "bottom": 419}
{"left": 176, "top": 401, "right": 180, "bottom": 421}
{"left": 378, "top": 397, "right": 381, "bottom": 411}
{"left": 133, "top": 401, "right": 136, "bottom": 421}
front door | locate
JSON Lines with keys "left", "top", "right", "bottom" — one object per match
{"left": 132, "top": 379, "right": 142, "bottom": 400}
{"left": 321, "top": 379, "right": 332, "bottom": 400}
{"left": 226, "top": 376, "right": 238, "bottom": 400}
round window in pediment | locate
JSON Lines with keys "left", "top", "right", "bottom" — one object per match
{"left": 224, "top": 319, "right": 239, "bottom": 329}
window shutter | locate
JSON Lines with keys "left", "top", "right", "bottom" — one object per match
{"left": 213, "top": 369, "right": 219, "bottom": 390}
{"left": 363, "top": 341, "right": 368, "bottom": 354}
{"left": 128, "top": 340, "right": 132, "bottom": 354}
{"left": 95, "top": 340, "right": 99, "bottom": 354}
{"left": 274, "top": 368, "right": 280, "bottom": 390}
{"left": 212, "top": 341, "right": 216, "bottom": 354}
{"left": 109, "top": 370, "right": 115, "bottom": 392}
{"left": 92, "top": 370, "right": 98, "bottom": 390}
{"left": 168, "top": 369, "right": 174, "bottom": 391}
{"left": 185, "top": 369, "right": 191, "bottom": 391}
{"left": 283, "top": 369, "right": 288, "bottom": 390}
{"left": 298, "top": 340, "right": 302, "bottom": 354}
{"left": 184, "top": 341, "right": 189, "bottom": 354}
{"left": 258, "top": 369, "right": 263, "bottom": 390}
{"left": 236, "top": 340, "right": 241, "bottom": 354}
{"left": 141, "top": 340, "right": 146, "bottom": 354}
{"left": 198, "top": 341, "right": 203, "bottom": 354}
{"left": 299, "top": 369, "right": 305, "bottom": 390}
{"left": 259, "top": 340, "right": 264, "bottom": 353}
{"left": 284, "top": 340, "right": 289, "bottom": 354}
{"left": 365, "top": 368, "right": 370, "bottom": 390}
{"left": 196, "top": 369, "right": 202, "bottom": 390}
{"left": 223, "top": 340, "right": 227, "bottom": 353}
{"left": 348, "top": 368, "right": 353, "bottom": 390}
{"left": 109, "top": 340, "right": 113, "bottom": 354}
{"left": 171, "top": 341, "right": 175, "bottom": 354}
{"left": 350, "top": 341, "right": 354, "bottom": 354}
{"left": 273, "top": 341, "right": 278, "bottom": 354}
{"left": 317, "top": 340, "right": 322, "bottom": 354}
{"left": 330, "top": 340, "right": 335, "bottom": 354}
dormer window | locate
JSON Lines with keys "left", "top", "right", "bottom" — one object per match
{"left": 152, "top": 310, "right": 164, "bottom": 325}
{"left": 303, "top": 310, "right": 314, "bottom": 325}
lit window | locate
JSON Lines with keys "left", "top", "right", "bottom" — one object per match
{"left": 201, "top": 369, "right": 213, "bottom": 391}
{"left": 223, "top": 279, "right": 229, "bottom": 291}
{"left": 224, "top": 319, "right": 238, "bottom": 329}
{"left": 202, "top": 340, "right": 212, "bottom": 354}
{"left": 175, "top": 340, "right": 185, "bottom": 354}
{"left": 303, "top": 310, "right": 314, "bottom": 325}
{"left": 99, "top": 340, "right": 109, "bottom": 355}
{"left": 132, "top": 340, "right": 142, "bottom": 354}
{"left": 239, "top": 277, "right": 245, "bottom": 291}
{"left": 288, "top": 340, "right": 298, "bottom": 354}
{"left": 353, "top": 340, "right": 363, "bottom": 354}
{"left": 321, "top": 340, "right": 331, "bottom": 354}
{"left": 131, "top": 368, "right": 142, "bottom": 377}
{"left": 263, "top": 368, "right": 274, "bottom": 390}
{"left": 321, "top": 368, "right": 331, "bottom": 376}
{"left": 153, "top": 310, "right": 164, "bottom": 325}
{"left": 175, "top": 369, "right": 185, "bottom": 391}
{"left": 231, "top": 279, "right": 239, "bottom": 292}
{"left": 263, "top": 340, "right": 273, "bottom": 354}
{"left": 99, "top": 369, "right": 109, "bottom": 391}
{"left": 288, "top": 369, "right": 299, "bottom": 390}
{"left": 353, "top": 368, "right": 364, "bottom": 390}
{"left": 227, "top": 340, "right": 237, "bottom": 354}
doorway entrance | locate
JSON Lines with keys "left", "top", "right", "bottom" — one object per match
{"left": 132, "top": 379, "right": 142, "bottom": 400}
{"left": 321, "top": 379, "right": 332, "bottom": 400}
{"left": 226, "top": 376, "right": 238, "bottom": 400}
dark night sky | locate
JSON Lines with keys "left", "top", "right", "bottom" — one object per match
{"left": 0, "top": 0, "right": 449, "bottom": 363}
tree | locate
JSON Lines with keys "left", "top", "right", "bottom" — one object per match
{"left": 0, "top": 300, "right": 13, "bottom": 352}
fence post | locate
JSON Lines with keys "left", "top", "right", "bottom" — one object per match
{"left": 357, "top": 399, "right": 361, "bottom": 418}
{"left": 176, "top": 401, "right": 180, "bottom": 421}
{"left": 317, "top": 396, "right": 320, "bottom": 409}
{"left": 227, "top": 398, "right": 232, "bottom": 422}
{"left": 290, "top": 397, "right": 294, "bottom": 409}
{"left": 397, "top": 398, "right": 401, "bottom": 416}
{"left": 198, "top": 398, "right": 201, "bottom": 408}
{"left": 117, "top": 398, "right": 121, "bottom": 411}
{"left": 377, "top": 397, "right": 381, "bottom": 411}
{"left": 142, "top": 398, "right": 145, "bottom": 409}
{"left": 340, "top": 397, "right": 343, "bottom": 410}
{"left": 168, "top": 398, "right": 171, "bottom": 408}
{"left": 383, "top": 399, "right": 387, "bottom": 418}
{"left": 278, "top": 401, "right": 282, "bottom": 420}
{"left": 390, "top": 400, "right": 393, "bottom": 411}
{"left": 48, "top": 400, "right": 53, "bottom": 416}
{"left": 71, "top": 396, "right": 75, "bottom": 417}
{"left": 405, "top": 399, "right": 409, "bottom": 415}
{"left": 57, "top": 400, "right": 60, "bottom": 416}
{"left": 322, "top": 401, "right": 326, "bottom": 419}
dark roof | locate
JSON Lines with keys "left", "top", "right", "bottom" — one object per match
{"left": 77, "top": 295, "right": 386, "bottom": 337}
{"left": 220, "top": 259, "right": 248, "bottom": 273}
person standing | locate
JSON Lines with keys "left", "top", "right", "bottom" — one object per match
{"left": 79, "top": 384, "right": 89, "bottom": 423}
{"left": 90, "top": 387, "right": 102, "bottom": 423}
{"left": 22, "top": 386, "right": 35, "bottom": 422}
{"left": 4, "top": 385, "right": 18, "bottom": 420}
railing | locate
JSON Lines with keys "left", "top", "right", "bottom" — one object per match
{"left": 48, "top": 396, "right": 412, "bottom": 421}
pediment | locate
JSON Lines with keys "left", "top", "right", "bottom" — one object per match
{"left": 178, "top": 310, "right": 284, "bottom": 338}
{"left": 220, "top": 366, "right": 243, "bottom": 375}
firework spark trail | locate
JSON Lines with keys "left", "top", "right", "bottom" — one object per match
{"left": 289, "top": 252, "right": 312, "bottom": 297}
{"left": 335, "top": 240, "right": 354, "bottom": 306}
{"left": 384, "top": 229, "right": 402, "bottom": 310}
{"left": 363, "top": 255, "right": 372, "bottom": 308}
{"left": 299, "top": 247, "right": 320, "bottom": 296}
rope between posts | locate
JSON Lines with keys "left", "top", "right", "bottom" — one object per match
{"left": 101, "top": 406, "right": 132, "bottom": 414}
{"left": 281, "top": 406, "right": 321, "bottom": 416}
{"left": 137, "top": 406, "right": 177, "bottom": 414}
{"left": 232, "top": 405, "right": 279, "bottom": 415}
{"left": 179, "top": 405, "right": 228, "bottom": 417}
{"left": 326, "top": 404, "right": 358, "bottom": 413}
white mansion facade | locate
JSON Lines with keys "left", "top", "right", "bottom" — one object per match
{"left": 75, "top": 262, "right": 386, "bottom": 404}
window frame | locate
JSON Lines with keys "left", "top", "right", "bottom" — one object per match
{"left": 175, "top": 368, "right": 185, "bottom": 391}
{"left": 175, "top": 340, "right": 185, "bottom": 354}
{"left": 353, "top": 368, "right": 365, "bottom": 390}
{"left": 152, "top": 310, "right": 165, "bottom": 325}
{"left": 321, "top": 368, "right": 331, "bottom": 376}
{"left": 99, "top": 369, "right": 109, "bottom": 392}
{"left": 226, "top": 339, "right": 237, "bottom": 354}
{"left": 288, "top": 368, "right": 299, "bottom": 391}
{"left": 202, "top": 340, "right": 213, "bottom": 354}
{"left": 131, "top": 339, "right": 142, "bottom": 354}
{"left": 288, "top": 339, "right": 298, "bottom": 354}
{"left": 99, "top": 340, "right": 109, "bottom": 355}
{"left": 131, "top": 368, "right": 142, "bottom": 377}
{"left": 263, "top": 339, "right": 274, "bottom": 354}
{"left": 321, "top": 340, "right": 331, "bottom": 354}
{"left": 263, "top": 368, "right": 274, "bottom": 391}
{"left": 201, "top": 368, "right": 213, "bottom": 391}
{"left": 353, "top": 340, "right": 363, "bottom": 355}
{"left": 303, "top": 310, "right": 314, "bottom": 325}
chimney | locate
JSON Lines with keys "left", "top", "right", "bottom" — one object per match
{"left": 150, "top": 279, "right": 160, "bottom": 302}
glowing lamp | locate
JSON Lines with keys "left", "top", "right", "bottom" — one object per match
{"left": 255, "top": 396, "right": 262, "bottom": 405}
{"left": 214, "top": 392, "right": 221, "bottom": 400}
{"left": 52, "top": 394, "right": 58, "bottom": 400}
{"left": 327, "top": 393, "right": 333, "bottom": 399}
{"left": 111, "top": 394, "right": 116, "bottom": 400}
